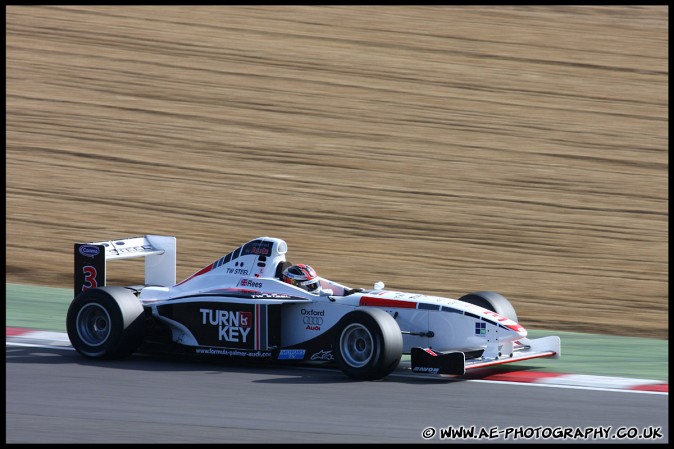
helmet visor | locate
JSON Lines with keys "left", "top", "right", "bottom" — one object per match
{"left": 302, "top": 280, "right": 321, "bottom": 292}
{"left": 287, "top": 278, "right": 319, "bottom": 292}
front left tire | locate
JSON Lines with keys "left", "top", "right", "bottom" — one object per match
{"left": 334, "top": 308, "right": 403, "bottom": 380}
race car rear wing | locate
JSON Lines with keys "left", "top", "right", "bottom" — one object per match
{"left": 74, "top": 235, "right": 176, "bottom": 297}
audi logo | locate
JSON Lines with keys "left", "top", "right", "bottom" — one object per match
{"left": 303, "top": 316, "right": 323, "bottom": 325}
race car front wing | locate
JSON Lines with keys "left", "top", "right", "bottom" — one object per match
{"left": 410, "top": 336, "right": 561, "bottom": 375}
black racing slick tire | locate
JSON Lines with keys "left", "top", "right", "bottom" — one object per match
{"left": 458, "top": 291, "right": 518, "bottom": 323}
{"left": 335, "top": 308, "right": 403, "bottom": 381}
{"left": 66, "top": 286, "right": 146, "bottom": 359}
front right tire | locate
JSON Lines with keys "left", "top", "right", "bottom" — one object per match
{"left": 458, "top": 291, "right": 518, "bottom": 322}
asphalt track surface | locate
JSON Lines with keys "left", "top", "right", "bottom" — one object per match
{"left": 6, "top": 344, "right": 668, "bottom": 444}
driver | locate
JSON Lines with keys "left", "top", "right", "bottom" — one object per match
{"left": 282, "top": 264, "right": 333, "bottom": 295}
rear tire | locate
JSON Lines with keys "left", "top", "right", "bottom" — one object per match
{"left": 66, "top": 286, "right": 145, "bottom": 359}
{"left": 335, "top": 308, "right": 403, "bottom": 380}
{"left": 458, "top": 291, "right": 518, "bottom": 322}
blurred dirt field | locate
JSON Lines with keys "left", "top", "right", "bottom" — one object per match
{"left": 6, "top": 6, "right": 668, "bottom": 338}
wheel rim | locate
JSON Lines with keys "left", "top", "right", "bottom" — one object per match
{"left": 76, "top": 303, "right": 112, "bottom": 347}
{"left": 340, "top": 323, "right": 374, "bottom": 368}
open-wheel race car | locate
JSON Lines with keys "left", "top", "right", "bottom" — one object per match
{"left": 66, "top": 235, "right": 560, "bottom": 380}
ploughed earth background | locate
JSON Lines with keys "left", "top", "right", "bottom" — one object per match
{"left": 6, "top": 6, "right": 668, "bottom": 339}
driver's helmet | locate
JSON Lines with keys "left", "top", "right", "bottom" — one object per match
{"left": 282, "top": 264, "right": 320, "bottom": 293}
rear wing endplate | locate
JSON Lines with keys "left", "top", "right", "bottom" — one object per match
{"left": 74, "top": 235, "right": 176, "bottom": 297}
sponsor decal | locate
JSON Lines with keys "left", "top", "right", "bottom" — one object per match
{"left": 249, "top": 246, "right": 270, "bottom": 255}
{"left": 303, "top": 317, "right": 322, "bottom": 330}
{"left": 228, "top": 268, "right": 250, "bottom": 275}
{"left": 238, "top": 278, "right": 262, "bottom": 288}
{"left": 116, "top": 245, "right": 154, "bottom": 255}
{"left": 301, "top": 309, "right": 325, "bottom": 330}
{"left": 251, "top": 293, "right": 292, "bottom": 299}
{"left": 278, "top": 349, "right": 306, "bottom": 360}
{"left": 159, "top": 302, "right": 258, "bottom": 349}
{"left": 200, "top": 308, "right": 252, "bottom": 343}
{"left": 195, "top": 347, "right": 271, "bottom": 358}
{"left": 301, "top": 309, "right": 325, "bottom": 316}
{"left": 310, "top": 350, "right": 334, "bottom": 361}
{"left": 302, "top": 316, "right": 324, "bottom": 326}
{"left": 241, "top": 240, "right": 274, "bottom": 257}
{"left": 475, "top": 322, "right": 487, "bottom": 336}
{"left": 413, "top": 367, "right": 440, "bottom": 374}
{"left": 78, "top": 245, "right": 101, "bottom": 257}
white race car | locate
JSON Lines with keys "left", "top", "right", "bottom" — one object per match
{"left": 67, "top": 235, "right": 561, "bottom": 380}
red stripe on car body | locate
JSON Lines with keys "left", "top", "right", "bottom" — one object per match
{"left": 175, "top": 264, "right": 214, "bottom": 286}
{"left": 359, "top": 297, "right": 418, "bottom": 309}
